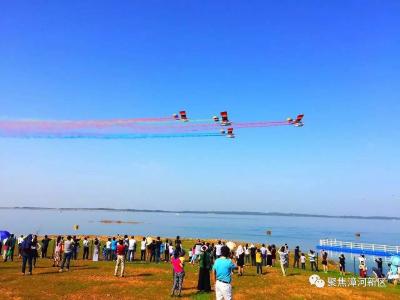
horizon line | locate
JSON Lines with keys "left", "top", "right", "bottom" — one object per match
{"left": 0, "top": 206, "right": 399, "bottom": 221}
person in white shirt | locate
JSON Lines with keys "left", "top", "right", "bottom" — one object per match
{"left": 215, "top": 241, "right": 223, "bottom": 258}
{"left": 128, "top": 236, "right": 136, "bottom": 262}
{"left": 82, "top": 237, "right": 90, "bottom": 260}
{"left": 164, "top": 239, "right": 170, "bottom": 262}
{"left": 140, "top": 237, "right": 147, "bottom": 261}
{"left": 300, "top": 253, "right": 306, "bottom": 269}
{"left": 17, "top": 235, "right": 24, "bottom": 257}
{"left": 106, "top": 238, "right": 112, "bottom": 261}
{"left": 244, "top": 243, "right": 250, "bottom": 265}
{"left": 260, "top": 244, "right": 267, "bottom": 266}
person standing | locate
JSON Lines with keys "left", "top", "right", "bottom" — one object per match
{"left": 236, "top": 245, "right": 245, "bottom": 276}
{"left": 4, "top": 234, "right": 16, "bottom": 262}
{"left": 339, "top": 254, "right": 346, "bottom": 276}
{"left": 375, "top": 257, "right": 383, "bottom": 274}
{"left": 197, "top": 245, "right": 212, "bottom": 292}
{"left": 155, "top": 237, "right": 162, "bottom": 263}
{"left": 212, "top": 246, "right": 237, "bottom": 300}
{"left": 93, "top": 238, "right": 100, "bottom": 262}
{"left": 59, "top": 236, "right": 74, "bottom": 272}
{"left": 149, "top": 240, "right": 156, "bottom": 262}
{"left": 21, "top": 234, "right": 33, "bottom": 275}
{"left": 321, "top": 250, "right": 328, "bottom": 273}
{"left": 31, "top": 235, "right": 41, "bottom": 268}
{"left": 271, "top": 245, "right": 277, "bottom": 266}
{"left": 72, "top": 236, "right": 80, "bottom": 260}
{"left": 215, "top": 241, "right": 223, "bottom": 259}
{"left": 111, "top": 237, "right": 117, "bottom": 261}
{"left": 266, "top": 245, "right": 273, "bottom": 267}
{"left": 17, "top": 235, "right": 24, "bottom": 258}
{"left": 174, "top": 236, "right": 182, "bottom": 247}
{"left": 284, "top": 243, "right": 290, "bottom": 267}
{"left": 171, "top": 249, "right": 185, "bottom": 297}
{"left": 193, "top": 239, "right": 202, "bottom": 263}
{"left": 300, "top": 253, "right": 306, "bottom": 270}
{"left": 278, "top": 246, "right": 289, "bottom": 276}
{"left": 293, "top": 246, "right": 300, "bottom": 268}
{"left": 41, "top": 235, "right": 52, "bottom": 258}
{"left": 260, "top": 244, "right": 267, "bottom": 266}
{"left": 244, "top": 244, "right": 250, "bottom": 265}
{"left": 169, "top": 243, "right": 174, "bottom": 261}
{"left": 309, "top": 250, "right": 317, "bottom": 272}
{"left": 123, "top": 235, "right": 129, "bottom": 260}
{"left": 128, "top": 236, "right": 136, "bottom": 262}
{"left": 358, "top": 254, "right": 367, "bottom": 278}
{"left": 140, "top": 237, "right": 147, "bottom": 261}
{"left": 256, "top": 248, "right": 263, "bottom": 275}
{"left": 250, "top": 244, "right": 256, "bottom": 266}
{"left": 53, "top": 236, "right": 63, "bottom": 267}
{"left": 114, "top": 240, "right": 126, "bottom": 277}
{"left": 164, "top": 239, "right": 170, "bottom": 262}
{"left": 82, "top": 237, "right": 90, "bottom": 260}
{"left": 106, "top": 238, "right": 112, "bottom": 261}
{"left": 2, "top": 235, "right": 9, "bottom": 261}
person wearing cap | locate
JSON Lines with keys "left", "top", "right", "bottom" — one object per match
{"left": 197, "top": 245, "right": 212, "bottom": 292}
{"left": 212, "top": 245, "right": 237, "bottom": 300}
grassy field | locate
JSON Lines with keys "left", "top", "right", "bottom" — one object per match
{"left": 1, "top": 237, "right": 399, "bottom": 299}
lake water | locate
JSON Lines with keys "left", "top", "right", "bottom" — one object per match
{"left": 1, "top": 209, "right": 399, "bottom": 250}
{"left": 2, "top": 208, "right": 399, "bottom": 273}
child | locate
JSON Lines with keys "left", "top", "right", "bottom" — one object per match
{"left": 256, "top": 248, "right": 262, "bottom": 275}
{"left": 300, "top": 253, "right": 306, "bottom": 270}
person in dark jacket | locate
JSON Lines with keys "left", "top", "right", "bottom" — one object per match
{"left": 21, "top": 234, "right": 33, "bottom": 275}
{"left": 293, "top": 246, "right": 300, "bottom": 268}
{"left": 149, "top": 240, "right": 156, "bottom": 262}
{"left": 250, "top": 245, "right": 256, "bottom": 266}
{"left": 197, "top": 245, "right": 211, "bottom": 292}
{"left": 4, "top": 234, "right": 16, "bottom": 262}
{"left": 41, "top": 235, "right": 52, "bottom": 258}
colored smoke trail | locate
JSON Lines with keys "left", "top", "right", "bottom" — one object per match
{"left": 0, "top": 132, "right": 224, "bottom": 139}
{"left": 0, "top": 115, "right": 297, "bottom": 139}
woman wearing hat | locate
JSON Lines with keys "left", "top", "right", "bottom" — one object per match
{"left": 197, "top": 244, "right": 211, "bottom": 292}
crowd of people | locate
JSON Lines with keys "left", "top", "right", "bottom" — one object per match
{"left": 1, "top": 233, "right": 399, "bottom": 299}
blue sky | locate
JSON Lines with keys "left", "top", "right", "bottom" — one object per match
{"left": 0, "top": 1, "right": 399, "bottom": 215}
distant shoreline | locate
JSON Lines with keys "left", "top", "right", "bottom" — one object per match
{"left": 1, "top": 206, "right": 399, "bottom": 221}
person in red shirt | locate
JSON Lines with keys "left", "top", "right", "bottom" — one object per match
{"left": 114, "top": 240, "right": 126, "bottom": 277}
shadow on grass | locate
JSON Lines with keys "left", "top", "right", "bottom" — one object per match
{"left": 287, "top": 272, "right": 302, "bottom": 276}
{"left": 184, "top": 290, "right": 213, "bottom": 299}
{"left": 126, "top": 273, "right": 154, "bottom": 277}
{"left": 35, "top": 266, "right": 99, "bottom": 275}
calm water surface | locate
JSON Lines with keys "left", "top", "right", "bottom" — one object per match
{"left": 1, "top": 209, "right": 399, "bottom": 250}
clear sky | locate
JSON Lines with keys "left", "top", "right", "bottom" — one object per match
{"left": 0, "top": 1, "right": 399, "bottom": 216}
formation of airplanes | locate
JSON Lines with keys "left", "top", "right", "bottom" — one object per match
{"left": 172, "top": 111, "right": 304, "bottom": 138}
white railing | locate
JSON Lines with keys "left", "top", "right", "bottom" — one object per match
{"left": 319, "top": 239, "right": 399, "bottom": 253}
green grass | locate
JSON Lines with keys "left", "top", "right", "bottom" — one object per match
{"left": 1, "top": 236, "right": 399, "bottom": 299}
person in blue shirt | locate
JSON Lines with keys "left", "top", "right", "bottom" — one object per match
{"left": 111, "top": 237, "right": 117, "bottom": 260}
{"left": 212, "top": 246, "right": 237, "bottom": 300}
